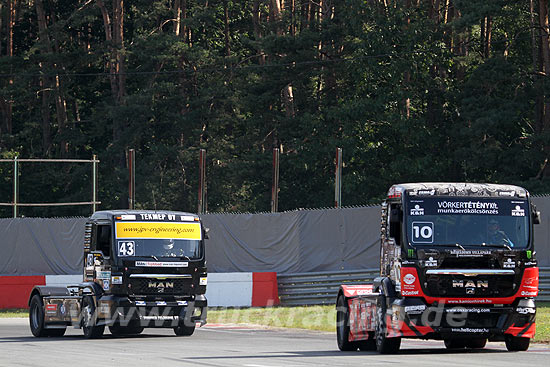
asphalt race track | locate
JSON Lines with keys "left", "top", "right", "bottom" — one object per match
{"left": 1, "top": 318, "right": 549, "bottom": 367}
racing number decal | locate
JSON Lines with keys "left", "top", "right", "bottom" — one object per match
{"left": 118, "top": 241, "right": 135, "bottom": 256}
{"left": 412, "top": 222, "right": 434, "bottom": 243}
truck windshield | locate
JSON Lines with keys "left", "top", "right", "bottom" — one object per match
{"left": 114, "top": 220, "right": 202, "bottom": 259}
{"left": 405, "top": 196, "right": 529, "bottom": 248}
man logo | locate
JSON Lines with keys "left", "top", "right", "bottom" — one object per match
{"left": 452, "top": 280, "right": 489, "bottom": 288}
{"left": 148, "top": 281, "right": 174, "bottom": 289}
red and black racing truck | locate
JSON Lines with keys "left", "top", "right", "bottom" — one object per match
{"left": 337, "top": 183, "right": 541, "bottom": 353}
{"left": 28, "top": 210, "right": 208, "bottom": 338}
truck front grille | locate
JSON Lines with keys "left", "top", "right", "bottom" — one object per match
{"left": 425, "top": 274, "right": 516, "bottom": 297}
{"left": 129, "top": 278, "right": 192, "bottom": 295}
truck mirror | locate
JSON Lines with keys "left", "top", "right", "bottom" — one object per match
{"left": 390, "top": 207, "right": 402, "bottom": 223}
{"left": 204, "top": 227, "right": 210, "bottom": 240}
{"left": 533, "top": 210, "right": 541, "bottom": 225}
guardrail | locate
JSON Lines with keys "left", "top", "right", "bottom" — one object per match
{"left": 278, "top": 267, "right": 550, "bottom": 306}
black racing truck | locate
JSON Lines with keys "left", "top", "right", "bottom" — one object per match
{"left": 337, "top": 183, "right": 541, "bottom": 353}
{"left": 28, "top": 210, "right": 208, "bottom": 338}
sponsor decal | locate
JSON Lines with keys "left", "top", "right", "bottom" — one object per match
{"left": 156, "top": 301, "right": 167, "bottom": 306}
{"left": 402, "top": 290, "right": 419, "bottom": 296}
{"left": 437, "top": 200, "right": 499, "bottom": 215}
{"left": 404, "top": 305, "right": 426, "bottom": 314}
{"left": 445, "top": 308, "right": 490, "bottom": 313}
{"left": 141, "top": 315, "right": 178, "bottom": 320}
{"left": 98, "top": 302, "right": 110, "bottom": 314}
{"left": 356, "top": 289, "right": 373, "bottom": 295}
{"left": 135, "top": 261, "right": 188, "bottom": 267}
{"left": 447, "top": 299, "right": 493, "bottom": 304}
{"left": 410, "top": 204, "right": 424, "bottom": 216}
{"left": 499, "top": 191, "right": 515, "bottom": 197}
{"left": 512, "top": 205, "right": 525, "bottom": 217}
{"left": 115, "top": 221, "right": 201, "bottom": 240}
{"left": 200, "top": 277, "right": 207, "bottom": 286}
{"left": 120, "top": 214, "right": 136, "bottom": 220}
{"left": 45, "top": 304, "right": 57, "bottom": 314}
{"left": 136, "top": 301, "right": 146, "bottom": 306}
{"left": 451, "top": 328, "right": 489, "bottom": 333}
{"left": 503, "top": 258, "right": 516, "bottom": 269}
{"left": 86, "top": 254, "right": 94, "bottom": 268}
{"left": 59, "top": 304, "right": 66, "bottom": 316}
{"left": 425, "top": 257, "right": 437, "bottom": 267}
{"left": 417, "top": 189, "right": 435, "bottom": 196}
{"left": 102, "top": 279, "right": 110, "bottom": 291}
{"left": 112, "top": 276, "right": 123, "bottom": 285}
{"left": 524, "top": 277, "right": 538, "bottom": 285}
{"left": 450, "top": 249, "right": 491, "bottom": 257}
{"left": 177, "top": 301, "right": 188, "bottom": 306}
{"left": 516, "top": 307, "right": 536, "bottom": 315}
{"left": 97, "top": 271, "right": 111, "bottom": 279}
{"left": 521, "top": 291, "right": 537, "bottom": 297}
{"left": 403, "top": 274, "right": 416, "bottom": 285}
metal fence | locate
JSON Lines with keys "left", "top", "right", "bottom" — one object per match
{"left": 278, "top": 267, "right": 550, "bottom": 306}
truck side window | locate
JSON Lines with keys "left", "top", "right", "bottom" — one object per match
{"left": 97, "top": 225, "right": 111, "bottom": 257}
{"left": 389, "top": 205, "right": 402, "bottom": 246}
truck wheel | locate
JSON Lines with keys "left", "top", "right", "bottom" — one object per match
{"left": 505, "top": 335, "right": 530, "bottom": 351}
{"left": 375, "top": 295, "right": 401, "bottom": 354}
{"left": 29, "top": 295, "right": 66, "bottom": 338}
{"left": 465, "top": 338, "right": 487, "bottom": 349}
{"left": 81, "top": 296, "right": 104, "bottom": 339}
{"left": 336, "top": 295, "right": 358, "bottom": 351}
{"left": 444, "top": 339, "right": 466, "bottom": 349}
{"left": 174, "top": 324, "right": 195, "bottom": 336}
{"left": 29, "top": 295, "right": 48, "bottom": 337}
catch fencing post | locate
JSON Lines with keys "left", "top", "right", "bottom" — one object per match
{"left": 198, "top": 149, "right": 206, "bottom": 214}
{"left": 128, "top": 149, "right": 135, "bottom": 210}
{"left": 13, "top": 156, "right": 18, "bottom": 217}
{"left": 92, "top": 154, "right": 98, "bottom": 213}
{"left": 271, "top": 148, "right": 280, "bottom": 213}
{"left": 335, "top": 148, "right": 342, "bottom": 208}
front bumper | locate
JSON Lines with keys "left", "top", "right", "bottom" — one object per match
{"left": 388, "top": 297, "right": 536, "bottom": 340}
{"left": 97, "top": 294, "right": 207, "bottom": 328}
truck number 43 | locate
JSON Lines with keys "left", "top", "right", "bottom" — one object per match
{"left": 118, "top": 241, "right": 135, "bottom": 256}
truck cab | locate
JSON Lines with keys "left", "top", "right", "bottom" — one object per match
{"left": 29, "top": 210, "right": 208, "bottom": 339}
{"left": 337, "top": 183, "right": 541, "bottom": 353}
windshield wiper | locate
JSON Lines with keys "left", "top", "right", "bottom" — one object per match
{"left": 141, "top": 255, "right": 159, "bottom": 261}
{"left": 481, "top": 243, "right": 513, "bottom": 251}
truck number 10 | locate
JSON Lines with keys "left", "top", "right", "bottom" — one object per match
{"left": 411, "top": 222, "right": 434, "bottom": 243}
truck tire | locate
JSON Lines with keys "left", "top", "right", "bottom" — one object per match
{"left": 375, "top": 295, "right": 401, "bottom": 354}
{"left": 465, "top": 338, "right": 487, "bottom": 349}
{"left": 81, "top": 296, "right": 105, "bottom": 339}
{"left": 505, "top": 335, "right": 530, "bottom": 351}
{"left": 109, "top": 322, "right": 144, "bottom": 336}
{"left": 336, "top": 295, "right": 358, "bottom": 351}
{"left": 174, "top": 324, "right": 195, "bottom": 336}
{"left": 29, "top": 295, "right": 67, "bottom": 338}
